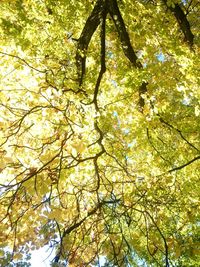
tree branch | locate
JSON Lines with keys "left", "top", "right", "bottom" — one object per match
{"left": 92, "top": 9, "right": 107, "bottom": 111}
{"left": 53, "top": 199, "right": 120, "bottom": 263}
{"left": 76, "top": 0, "right": 107, "bottom": 86}
{"left": 108, "top": 0, "right": 139, "bottom": 67}
{"left": 168, "top": 155, "right": 200, "bottom": 173}
{"left": 76, "top": 0, "right": 148, "bottom": 111}
{"left": 159, "top": 117, "right": 200, "bottom": 152}
{"left": 145, "top": 211, "right": 170, "bottom": 267}
{"left": 108, "top": 0, "right": 147, "bottom": 111}
{"left": 163, "top": 0, "right": 194, "bottom": 47}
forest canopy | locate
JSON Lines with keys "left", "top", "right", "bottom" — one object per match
{"left": 0, "top": 0, "right": 199, "bottom": 266}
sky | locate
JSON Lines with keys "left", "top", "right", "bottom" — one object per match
{"left": 29, "top": 248, "right": 107, "bottom": 266}
{"left": 30, "top": 247, "right": 55, "bottom": 267}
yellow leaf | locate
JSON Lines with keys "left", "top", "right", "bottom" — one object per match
{"left": 0, "top": 161, "right": 6, "bottom": 169}
{"left": 195, "top": 106, "right": 200, "bottom": 116}
{"left": 0, "top": 250, "right": 4, "bottom": 257}
{"left": 175, "top": 246, "right": 181, "bottom": 258}
{"left": 49, "top": 209, "right": 62, "bottom": 220}
{"left": 72, "top": 142, "right": 86, "bottom": 153}
{"left": 13, "top": 253, "right": 23, "bottom": 261}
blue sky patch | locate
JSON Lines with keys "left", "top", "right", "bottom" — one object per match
{"left": 156, "top": 53, "right": 165, "bottom": 62}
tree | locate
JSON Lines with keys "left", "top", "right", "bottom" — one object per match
{"left": 0, "top": 0, "right": 199, "bottom": 266}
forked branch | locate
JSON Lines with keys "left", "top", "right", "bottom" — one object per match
{"left": 76, "top": 0, "right": 147, "bottom": 111}
{"left": 76, "top": 0, "right": 107, "bottom": 86}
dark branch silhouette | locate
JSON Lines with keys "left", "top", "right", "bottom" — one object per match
{"left": 163, "top": 0, "right": 194, "bottom": 47}
{"left": 76, "top": 0, "right": 107, "bottom": 86}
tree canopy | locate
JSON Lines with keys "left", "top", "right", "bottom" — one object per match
{"left": 0, "top": 0, "right": 199, "bottom": 266}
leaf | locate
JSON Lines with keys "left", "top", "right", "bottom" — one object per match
{"left": 72, "top": 141, "right": 86, "bottom": 154}
{"left": 195, "top": 106, "right": 200, "bottom": 116}
{"left": 13, "top": 253, "right": 23, "bottom": 261}
{"left": 0, "top": 250, "right": 4, "bottom": 257}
